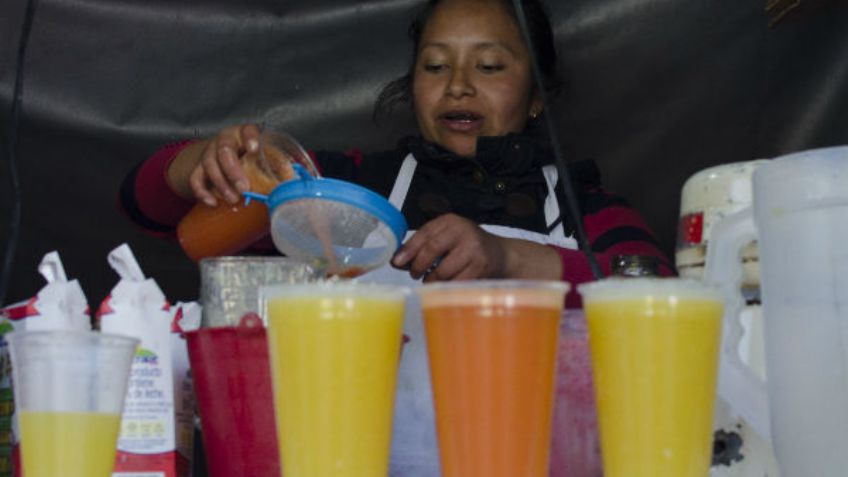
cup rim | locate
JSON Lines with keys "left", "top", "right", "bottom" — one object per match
{"left": 419, "top": 279, "right": 569, "bottom": 310}
{"left": 260, "top": 280, "right": 411, "bottom": 301}
{"left": 420, "top": 279, "right": 570, "bottom": 293}
{"left": 199, "top": 255, "right": 315, "bottom": 266}
{"left": 4, "top": 329, "right": 140, "bottom": 350}
{"left": 578, "top": 277, "right": 722, "bottom": 302}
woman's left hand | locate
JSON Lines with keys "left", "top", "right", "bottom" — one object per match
{"left": 391, "top": 214, "right": 508, "bottom": 282}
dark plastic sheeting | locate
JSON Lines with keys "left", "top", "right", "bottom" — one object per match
{"left": 1, "top": 0, "right": 847, "bottom": 305}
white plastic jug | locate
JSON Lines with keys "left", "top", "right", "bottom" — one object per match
{"left": 705, "top": 146, "right": 848, "bottom": 476}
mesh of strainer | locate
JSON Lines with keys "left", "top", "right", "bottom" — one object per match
{"left": 269, "top": 198, "right": 400, "bottom": 277}
{"left": 246, "top": 124, "right": 407, "bottom": 277}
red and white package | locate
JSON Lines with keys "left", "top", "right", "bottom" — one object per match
{"left": 1, "top": 251, "right": 91, "bottom": 330}
{"left": 97, "top": 243, "right": 194, "bottom": 477}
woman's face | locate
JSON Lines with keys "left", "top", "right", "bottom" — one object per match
{"left": 412, "top": 0, "right": 542, "bottom": 158}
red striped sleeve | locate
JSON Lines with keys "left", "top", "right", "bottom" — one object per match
{"left": 116, "top": 141, "right": 194, "bottom": 238}
{"left": 342, "top": 148, "right": 364, "bottom": 168}
{"left": 135, "top": 141, "right": 194, "bottom": 226}
{"left": 555, "top": 193, "right": 676, "bottom": 307}
{"left": 582, "top": 205, "right": 651, "bottom": 242}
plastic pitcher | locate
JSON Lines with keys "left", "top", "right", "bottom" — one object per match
{"left": 704, "top": 145, "right": 848, "bottom": 476}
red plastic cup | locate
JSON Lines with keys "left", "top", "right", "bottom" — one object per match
{"left": 185, "top": 314, "right": 280, "bottom": 477}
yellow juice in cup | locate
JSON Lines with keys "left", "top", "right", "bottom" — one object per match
{"left": 265, "top": 285, "right": 406, "bottom": 477}
{"left": 581, "top": 278, "right": 723, "bottom": 477}
{"left": 20, "top": 411, "right": 122, "bottom": 477}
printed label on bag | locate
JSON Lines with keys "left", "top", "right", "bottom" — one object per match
{"left": 117, "top": 347, "right": 175, "bottom": 453}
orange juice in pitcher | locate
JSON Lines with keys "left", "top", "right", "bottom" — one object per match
{"left": 176, "top": 129, "right": 311, "bottom": 261}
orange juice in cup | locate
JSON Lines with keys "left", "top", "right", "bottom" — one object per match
{"left": 262, "top": 282, "right": 408, "bottom": 477}
{"left": 579, "top": 278, "right": 723, "bottom": 477}
{"left": 420, "top": 280, "right": 568, "bottom": 477}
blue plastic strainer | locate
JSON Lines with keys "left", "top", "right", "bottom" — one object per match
{"left": 245, "top": 164, "right": 407, "bottom": 277}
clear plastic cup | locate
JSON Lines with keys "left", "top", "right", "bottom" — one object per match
{"left": 579, "top": 278, "right": 723, "bottom": 477}
{"left": 7, "top": 330, "right": 139, "bottom": 477}
{"left": 549, "top": 309, "right": 603, "bottom": 477}
{"left": 261, "top": 282, "right": 409, "bottom": 477}
{"left": 176, "top": 129, "right": 317, "bottom": 262}
{"left": 420, "top": 280, "right": 569, "bottom": 477}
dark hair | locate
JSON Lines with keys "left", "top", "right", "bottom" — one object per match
{"left": 373, "top": 0, "right": 562, "bottom": 123}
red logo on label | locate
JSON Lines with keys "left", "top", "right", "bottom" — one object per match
{"left": 1, "top": 297, "right": 38, "bottom": 320}
{"left": 677, "top": 212, "right": 704, "bottom": 247}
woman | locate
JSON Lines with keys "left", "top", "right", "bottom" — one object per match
{"left": 120, "top": 0, "right": 671, "bottom": 474}
{"left": 121, "top": 0, "right": 671, "bottom": 283}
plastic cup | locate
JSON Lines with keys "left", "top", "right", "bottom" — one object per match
{"left": 185, "top": 314, "right": 280, "bottom": 477}
{"left": 420, "top": 280, "right": 569, "bottom": 477}
{"left": 177, "top": 129, "right": 315, "bottom": 262}
{"left": 549, "top": 309, "right": 603, "bottom": 477}
{"left": 7, "top": 330, "right": 139, "bottom": 477}
{"left": 579, "top": 278, "right": 723, "bottom": 477}
{"left": 176, "top": 154, "right": 281, "bottom": 261}
{"left": 261, "top": 282, "right": 408, "bottom": 477}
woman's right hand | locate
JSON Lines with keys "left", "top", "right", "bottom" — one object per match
{"left": 168, "top": 124, "right": 263, "bottom": 207}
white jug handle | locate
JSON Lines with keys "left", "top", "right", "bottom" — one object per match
{"left": 703, "top": 207, "right": 771, "bottom": 441}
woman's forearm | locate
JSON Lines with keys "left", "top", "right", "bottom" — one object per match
{"left": 500, "top": 237, "right": 563, "bottom": 280}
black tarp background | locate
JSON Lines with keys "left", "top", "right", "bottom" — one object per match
{"left": 2, "top": 0, "right": 848, "bottom": 306}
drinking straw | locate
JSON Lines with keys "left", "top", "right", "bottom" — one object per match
{"left": 512, "top": 0, "right": 605, "bottom": 280}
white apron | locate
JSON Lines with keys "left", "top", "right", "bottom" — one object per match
{"left": 361, "top": 154, "right": 577, "bottom": 476}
